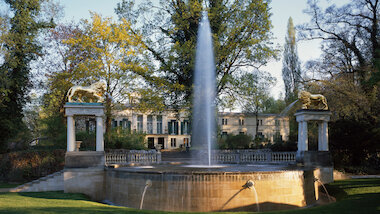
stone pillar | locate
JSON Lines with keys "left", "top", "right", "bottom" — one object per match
{"left": 163, "top": 114, "right": 168, "bottom": 134}
{"left": 152, "top": 115, "right": 157, "bottom": 134}
{"left": 297, "top": 121, "right": 308, "bottom": 151}
{"left": 67, "top": 116, "right": 75, "bottom": 152}
{"left": 318, "top": 121, "right": 329, "bottom": 151}
{"left": 302, "top": 121, "right": 308, "bottom": 151}
{"left": 96, "top": 116, "right": 104, "bottom": 151}
{"left": 178, "top": 119, "right": 181, "bottom": 135}
{"left": 143, "top": 114, "right": 147, "bottom": 133}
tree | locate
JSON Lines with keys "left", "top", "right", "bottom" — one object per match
{"left": 298, "top": 0, "right": 380, "bottom": 168}
{"left": 282, "top": 17, "right": 302, "bottom": 103}
{"left": 0, "top": 0, "right": 53, "bottom": 152}
{"left": 115, "top": 0, "right": 277, "bottom": 109}
{"left": 298, "top": 0, "right": 380, "bottom": 88}
{"left": 61, "top": 13, "right": 146, "bottom": 136}
{"left": 234, "top": 71, "right": 275, "bottom": 138}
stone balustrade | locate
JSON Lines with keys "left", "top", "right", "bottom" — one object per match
{"left": 105, "top": 149, "right": 295, "bottom": 165}
{"left": 212, "top": 150, "right": 296, "bottom": 164}
{"left": 106, "top": 150, "right": 161, "bottom": 165}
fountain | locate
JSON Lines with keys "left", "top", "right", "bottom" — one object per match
{"left": 191, "top": 11, "right": 216, "bottom": 165}
{"left": 64, "top": 10, "right": 333, "bottom": 213}
{"left": 101, "top": 11, "right": 323, "bottom": 212}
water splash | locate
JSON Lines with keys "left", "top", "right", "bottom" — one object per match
{"left": 245, "top": 180, "right": 260, "bottom": 212}
{"left": 192, "top": 11, "right": 216, "bottom": 166}
{"left": 251, "top": 185, "right": 260, "bottom": 212}
{"left": 315, "top": 178, "right": 332, "bottom": 202}
{"left": 220, "top": 180, "right": 260, "bottom": 211}
{"left": 279, "top": 99, "right": 298, "bottom": 116}
{"left": 139, "top": 180, "right": 152, "bottom": 209}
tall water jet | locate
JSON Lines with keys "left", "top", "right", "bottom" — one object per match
{"left": 191, "top": 11, "right": 216, "bottom": 165}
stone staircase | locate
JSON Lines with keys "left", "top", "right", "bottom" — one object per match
{"left": 10, "top": 170, "right": 64, "bottom": 192}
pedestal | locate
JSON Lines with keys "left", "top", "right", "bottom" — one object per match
{"left": 64, "top": 103, "right": 106, "bottom": 201}
{"left": 295, "top": 110, "right": 333, "bottom": 183}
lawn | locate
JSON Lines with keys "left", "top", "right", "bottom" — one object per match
{"left": 0, "top": 178, "right": 379, "bottom": 214}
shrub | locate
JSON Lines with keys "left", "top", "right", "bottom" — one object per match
{"left": 269, "top": 141, "right": 297, "bottom": 151}
{"left": 76, "top": 131, "right": 96, "bottom": 150}
{"left": 105, "top": 128, "right": 146, "bottom": 150}
{"left": 218, "top": 133, "right": 253, "bottom": 149}
{"left": 0, "top": 150, "right": 65, "bottom": 183}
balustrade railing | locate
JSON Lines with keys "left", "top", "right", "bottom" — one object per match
{"left": 106, "top": 150, "right": 161, "bottom": 165}
{"left": 105, "top": 149, "right": 296, "bottom": 165}
{"left": 212, "top": 150, "right": 296, "bottom": 164}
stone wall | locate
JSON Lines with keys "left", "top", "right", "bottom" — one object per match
{"left": 104, "top": 168, "right": 317, "bottom": 212}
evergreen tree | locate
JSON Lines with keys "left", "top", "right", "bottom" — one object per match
{"left": 282, "top": 17, "right": 301, "bottom": 103}
{"left": 0, "top": 0, "right": 53, "bottom": 152}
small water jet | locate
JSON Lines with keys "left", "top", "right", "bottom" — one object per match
{"left": 279, "top": 99, "right": 298, "bottom": 116}
{"left": 245, "top": 180, "right": 260, "bottom": 212}
{"left": 139, "top": 179, "right": 152, "bottom": 210}
{"left": 315, "top": 177, "right": 332, "bottom": 202}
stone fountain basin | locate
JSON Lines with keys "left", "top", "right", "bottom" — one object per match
{"left": 104, "top": 164, "right": 318, "bottom": 212}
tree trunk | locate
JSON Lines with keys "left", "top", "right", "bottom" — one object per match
{"left": 105, "top": 95, "right": 112, "bottom": 143}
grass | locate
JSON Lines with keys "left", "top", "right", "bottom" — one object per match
{"left": 0, "top": 178, "right": 379, "bottom": 214}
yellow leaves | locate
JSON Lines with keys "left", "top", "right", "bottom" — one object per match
{"left": 62, "top": 11, "right": 146, "bottom": 81}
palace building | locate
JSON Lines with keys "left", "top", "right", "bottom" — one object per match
{"left": 101, "top": 109, "right": 289, "bottom": 150}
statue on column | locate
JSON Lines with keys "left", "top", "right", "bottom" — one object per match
{"left": 67, "top": 81, "right": 106, "bottom": 103}
{"left": 298, "top": 91, "right": 328, "bottom": 110}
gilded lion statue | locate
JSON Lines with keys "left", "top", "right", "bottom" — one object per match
{"left": 298, "top": 91, "right": 328, "bottom": 110}
{"left": 67, "top": 81, "right": 106, "bottom": 103}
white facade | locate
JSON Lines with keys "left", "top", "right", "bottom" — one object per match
{"left": 111, "top": 110, "right": 290, "bottom": 149}
{"left": 76, "top": 108, "right": 290, "bottom": 150}
{"left": 113, "top": 109, "right": 191, "bottom": 150}
{"left": 218, "top": 112, "right": 290, "bottom": 143}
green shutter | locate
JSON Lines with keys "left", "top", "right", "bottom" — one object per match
{"left": 168, "top": 122, "right": 172, "bottom": 134}
{"left": 181, "top": 122, "right": 184, "bottom": 135}
{"left": 174, "top": 122, "right": 178, "bottom": 135}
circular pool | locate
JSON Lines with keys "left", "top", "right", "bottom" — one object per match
{"left": 104, "top": 164, "right": 318, "bottom": 212}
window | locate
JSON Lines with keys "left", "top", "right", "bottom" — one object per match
{"left": 239, "top": 119, "right": 244, "bottom": 126}
{"left": 112, "top": 119, "right": 117, "bottom": 128}
{"left": 257, "top": 132, "right": 265, "bottom": 140}
{"left": 222, "top": 118, "right": 228, "bottom": 125}
{"left": 137, "top": 115, "right": 143, "bottom": 132}
{"left": 274, "top": 132, "right": 282, "bottom": 143}
{"left": 275, "top": 120, "right": 280, "bottom": 126}
{"left": 147, "top": 115, "right": 153, "bottom": 134}
{"left": 182, "top": 120, "right": 190, "bottom": 135}
{"left": 122, "top": 118, "right": 131, "bottom": 131}
{"left": 156, "top": 115, "right": 162, "bottom": 134}
{"left": 257, "top": 119, "right": 263, "bottom": 126}
{"left": 222, "top": 132, "right": 228, "bottom": 136}
{"left": 184, "top": 138, "right": 190, "bottom": 147}
{"left": 170, "top": 138, "right": 177, "bottom": 147}
{"left": 168, "top": 120, "right": 178, "bottom": 135}
{"left": 239, "top": 132, "right": 245, "bottom": 135}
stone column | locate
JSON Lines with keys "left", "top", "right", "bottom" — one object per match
{"left": 297, "top": 121, "right": 303, "bottom": 151}
{"left": 318, "top": 122, "right": 323, "bottom": 151}
{"left": 297, "top": 121, "right": 308, "bottom": 151}
{"left": 178, "top": 119, "right": 181, "bottom": 135}
{"left": 143, "top": 114, "right": 147, "bottom": 133}
{"left": 96, "top": 116, "right": 104, "bottom": 151}
{"left": 318, "top": 121, "right": 329, "bottom": 151}
{"left": 302, "top": 121, "right": 308, "bottom": 151}
{"left": 152, "top": 115, "right": 157, "bottom": 134}
{"left": 67, "top": 116, "right": 75, "bottom": 152}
